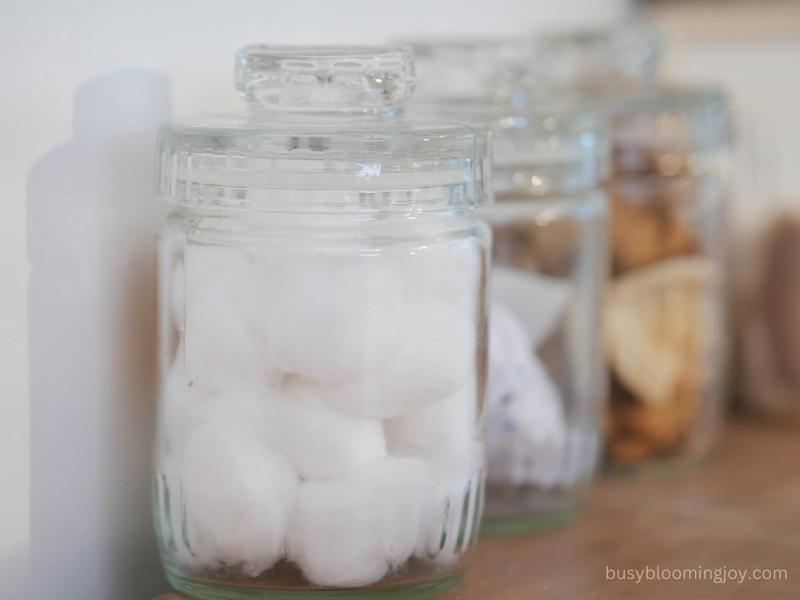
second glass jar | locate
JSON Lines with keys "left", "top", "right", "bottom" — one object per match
{"left": 411, "top": 40, "right": 610, "bottom": 534}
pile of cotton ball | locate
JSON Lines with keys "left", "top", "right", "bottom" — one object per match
{"left": 153, "top": 237, "right": 484, "bottom": 587}
{"left": 485, "top": 266, "right": 582, "bottom": 489}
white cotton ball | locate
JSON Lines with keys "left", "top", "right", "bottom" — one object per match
{"left": 157, "top": 360, "right": 215, "bottom": 458}
{"left": 158, "top": 361, "right": 281, "bottom": 461}
{"left": 263, "top": 383, "right": 387, "bottom": 480}
{"left": 400, "top": 236, "right": 484, "bottom": 304}
{"left": 288, "top": 457, "right": 431, "bottom": 587}
{"left": 384, "top": 381, "right": 484, "bottom": 565}
{"left": 183, "top": 243, "right": 273, "bottom": 391}
{"left": 415, "top": 442, "right": 484, "bottom": 566}
{"left": 492, "top": 266, "right": 570, "bottom": 347}
{"left": 255, "top": 250, "right": 405, "bottom": 382}
{"left": 181, "top": 423, "right": 298, "bottom": 577}
{"left": 299, "top": 236, "right": 481, "bottom": 418}
{"left": 384, "top": 379, "right": 478, "bottom": 468}
{"left": 315, "top": 298, "right": 478, "bottom": 418}
{"left": 485, "top": 304, "right": 567, "bottom": 488}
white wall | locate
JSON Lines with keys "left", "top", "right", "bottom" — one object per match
{"left": 0, "top": 1, "right": 629, "bottom": 598}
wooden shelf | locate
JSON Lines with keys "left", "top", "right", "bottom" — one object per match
{"left": 154, "top": 420, "right": 800, "bottom": 599}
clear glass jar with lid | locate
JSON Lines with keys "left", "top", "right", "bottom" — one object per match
{"left": 152, "top": 46, "right": 491, "bottom": 599}
{"left": 535, "top": 27, "right": 732, "bottom": 473}
{"left": 410, "top": 41, "right": 610, "bottom": 535}
{"left": 602, "top": 88, "right": 731, "bottom": 472}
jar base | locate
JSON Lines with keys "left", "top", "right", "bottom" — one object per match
{"left": 165, "top": 568, "right": 462, "bottom": 600}
{"left": 603, "top": 454, "right": 705, "bottom": 479}
{"left": 480, "top": 504, "right": 579, "bottom": 537}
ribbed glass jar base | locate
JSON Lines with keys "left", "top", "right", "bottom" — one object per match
{"left": 165, "top": 566, "right": 461, "bottom": 600}
{"left": 481, "top": 504, "right": 579, "bottom": 537}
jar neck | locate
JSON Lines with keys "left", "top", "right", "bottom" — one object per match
{"left": 170, "top": 205, "right": 481, "bottom": 246}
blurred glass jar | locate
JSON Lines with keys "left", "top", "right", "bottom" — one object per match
{"left": 153, "top": 46, "right": 491, "bottom": 600}
{"left": 602, "top": 88, "right": 732, "bottom": 472}
{"left": 411, "top": 41, "right": 610, "bottom": 535}
{"left": 536, "top": 27, "right": 732, "bottom": 472}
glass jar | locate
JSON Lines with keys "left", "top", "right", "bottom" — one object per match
{"left": 481, "top": 106, "right": 609, "bottom": 534}
{"left": 410, "top": 40, "right": 611, "bottom": 534}
{"left": 152, "top": 46, "right": 491, "bottom": 600}
{"left": 535, "top": 27, "right": 732, "bottom": 473}
{"left": 603, "top": 88, "right": 731, "bottom": 472}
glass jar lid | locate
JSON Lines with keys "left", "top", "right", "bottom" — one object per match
{"left": 491, "top": 102, "right": 610, "bottom": 197}
{"left": 409, "top": 39, "right": 536, "bottom": 109}
{"left": 406, "top": 40, "right": 609, "bottom": 197}
{"left": 412, "top": 99, "right": 609, "bottom": 197}
{"left": 157, "top": 46, "right": 491, "bottom": 213}
{"left": 609, "top": 86, "right": 731, "bottom": 176}
{"left": 534, "top": 23, "right": 662, "bottom": 95}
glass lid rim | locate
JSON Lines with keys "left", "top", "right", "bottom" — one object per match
{"left": 237, "top": 44, "right": 414, "bottom": 60}
{"left": 158, "top": 115, "right": 490, "bottom": 153}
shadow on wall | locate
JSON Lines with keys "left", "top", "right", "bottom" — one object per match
{"left": 27, "top": 70, "right": 171, "bottom": 600}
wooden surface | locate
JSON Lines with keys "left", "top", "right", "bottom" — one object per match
{"left": 155, "top": 419, "right": 800, "bottom": 599}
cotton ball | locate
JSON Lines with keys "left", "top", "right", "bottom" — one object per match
{"left": 183, "top": 243, "right": 272, "bottom": 391}
{"left": 158, "top": 361, "right": 280, "bottom": 461}
{"left": 317, "top": 298, "right": 478, "bottom": 418}
{"left": 401, "top": 236, "right": 484, "bottom": 304}
{"left": 288, "top": 457, "right": 431, "bottom": 587}
{"left": 375, "top": 459, "right": 434, "bottom": 569}
{"left": 182, "top": 423, "right": 297, "bottom": 577}
{"left": 486, "top": 304, "right": 567, "bottom": 488}
{"left": 415, "top": 442, "right": 484, "bottom": 565}
{"left": 384, "top": 381, "right": 483, "bottom": 564}
{"left": 492, "top": 266, "right": 570, "bottom": 347}
{"left": 256, "top": 250, "right": 404, "bottom": 382}
{"left": 384, "top": 379, "right": 478, "bottom": 468}
{"left": 157, "top": 360, "right": 215, "bottom": 458}
{"left": 263, "top": 383, "right": 387, "bottom": 479}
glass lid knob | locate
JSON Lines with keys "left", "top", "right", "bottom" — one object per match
{"left": 235, "top": 46, "right": 415, "bottom": 114}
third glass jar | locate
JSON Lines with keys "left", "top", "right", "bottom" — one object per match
{"left": 603, "top": 88, "right": 732, "bottom": 472}
{"left": 536, "top": 26, "right": 733, "bottom": 473}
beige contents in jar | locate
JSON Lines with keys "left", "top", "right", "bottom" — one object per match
{"left": 605, "top": 170, "right": 719, "bottom": 466}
